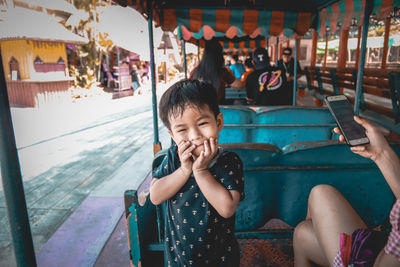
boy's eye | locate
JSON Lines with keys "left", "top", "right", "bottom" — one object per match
{"left": 199, "top": 122, "right": 208, "bottom": 126}
{"left": 177, "top": 129, "right": 186, "bottom": 133}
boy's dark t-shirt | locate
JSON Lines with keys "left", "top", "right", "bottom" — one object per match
{"left": 152, "top": 144, "right": 244, "bottom": 267}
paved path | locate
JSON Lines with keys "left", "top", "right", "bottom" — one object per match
{"left": 0, "top": 88, "right": 170, "bottom": 267}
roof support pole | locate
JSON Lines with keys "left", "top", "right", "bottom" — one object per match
{"left": 293, "top": 37, "right": 299, "bottom": 106}
{"left": 275, "top": 37, "right": 279, "bottom": 63}
{"left": 297, "top": 37, "right": 301, "bottom": 61}
{"left": 0, "top": 48, "right": 37, "bottom": 267}
{"left": 355, "top": 25, "right": 362, "bottom": 69}
{"left": 381, "top": 17, "right": 391, "bottom": 69}
{"left": 323, "top": 32, "right": 328, "bottom": 67}
{"left": 310, "top": 29, "right": 318, "bottom": 67}
{"left": 182, "top": 39, "right": 187, "bottom": 79}
{"left": 147, "top": 0, "right": 161, "bottom": 154}
{"left": 354, "top": 0, "right": 372, "bottom": 115}
{"left": 337, "top": 29, "right": 349, "bottom": 69}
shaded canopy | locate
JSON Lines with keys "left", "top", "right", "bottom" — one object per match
{"left": 115, "top": 0, "right": 342, "bottom": 37}
{"left": 318, "top": 0, "right": 400, "bottom": 36}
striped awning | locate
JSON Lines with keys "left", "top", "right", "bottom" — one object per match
{"left": 156, "top": 9, "right": 313, "bottom": 38}
{"left": 178, "top": 26, "right": 266, "bottom": 55}
{"left": 219, "top": 37, "right": 266, "bottom": 55}
{"left": 117, "top": 1, "right": 314, "bottom": 38}
{"left": 318, "top": 0, "right": 400, "bottom": 36}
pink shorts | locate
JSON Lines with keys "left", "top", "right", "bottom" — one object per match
{"left": 333, "top": 199, "right": 400, "bottom": 267}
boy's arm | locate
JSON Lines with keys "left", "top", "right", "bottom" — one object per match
{"left": 150, "top": 140, "right": 195, "bottom": 205}
{"left": 192, "top": 139, "right": 242, "bottom": 218}
{"left": 193, "top": 169, "right": 241, "bottom": 218}
{"left": 150, "top": 168, "right": 191, "bottom": 205}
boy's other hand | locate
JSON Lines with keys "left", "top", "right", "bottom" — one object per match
{"left": 192, "top": 137, "right": 218, "bottom": 174}
{"left": 178, "top": 140, "right": 195, "bottom": 176}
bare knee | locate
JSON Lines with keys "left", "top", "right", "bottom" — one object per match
{"left": 308, "top": 185, "right": 340, "bottom": 218}
{"left": 309, "top": 184, "right": 338, "bottom": 203}
{"left": 293, "top": 220, "right": 317, "bottom": 266}
{"left": 294, "top": 220, "right": 310, "bottom": 246}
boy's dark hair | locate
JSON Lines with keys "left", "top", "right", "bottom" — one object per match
{"left": 159, "top": 79, "right": 220, "bottom": 130}
{"left": 232, "top": 55, "right": 239, "bottom": 62}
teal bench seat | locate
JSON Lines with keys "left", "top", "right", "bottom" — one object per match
{"left": 124, "top": 141, "right": 399, "bottom": 266}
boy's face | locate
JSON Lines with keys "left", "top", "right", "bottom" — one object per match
{"left": 168, "top": 105, "right": 224, "bottom": 157}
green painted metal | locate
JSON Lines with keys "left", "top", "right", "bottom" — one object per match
{"left": 219, "top": 106, "right": 337, "bottom": 149}
{"left": 354, "top": 0, "right": 372, "bottom": 115}
{"left": 304, "top": 67, "right": 313, "bottom": 90}
{"left": 352, "top": 69, "right": 366, "bottom": 110}
{"left": 182, "top": 39, "right": 187, "bottom": 79}
{"left": 0, "top": 48, "right": 37, "bottom": 267}
{"left": 389, "top": 72, "right": 400, "bottom": 123}
{"left": 147, "top": 0, "right": 160, "bottom": 147}
{"left": 315, "top": 68, "right": 324, "bottom": 95}
{"left": 329, "top": 68, "right": 340, "bottom": 95}
{"left": 293, "top": 38, "right": 298, "bottom": 106}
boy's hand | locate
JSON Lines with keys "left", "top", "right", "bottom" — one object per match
{"left": 177, "top": 140, "right": 195, "bottom": 176}
{"left": 192, "top": 137, "right": 218, "bottom": 175}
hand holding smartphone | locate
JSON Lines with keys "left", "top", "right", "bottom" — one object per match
{"left": 325, "top": 95, "right": 370, "bottom": 146}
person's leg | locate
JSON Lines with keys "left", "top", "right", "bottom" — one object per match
{"left": 294, "top": 185, "right": 367, "bottom": 267}
{"left": 294, "top": 220, "right": 329, "bottom": 267}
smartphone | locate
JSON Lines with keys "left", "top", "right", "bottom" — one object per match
{"left": 325, "top": 95, "right": 369, "bottom": 146}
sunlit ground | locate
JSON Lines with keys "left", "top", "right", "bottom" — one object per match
{"left": 0, "top": 79, "right": 177, "bottom": 189}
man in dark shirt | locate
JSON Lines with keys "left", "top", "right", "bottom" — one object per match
{"left": 276, "top": 48, "right": 302, "bottom": 82}
{"left": 245, "top": 48, "right": 292, "bottom": 106}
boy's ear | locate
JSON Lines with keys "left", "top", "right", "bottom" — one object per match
{"left": 216, "top": 112, "right": 224, "bottom": 131}
{"left": 168, "top": 129, "right": 175, "bottom": 140}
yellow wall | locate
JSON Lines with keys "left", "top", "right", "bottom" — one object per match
{"left": 1, "top": 40, "right": 68, "bottom": 80}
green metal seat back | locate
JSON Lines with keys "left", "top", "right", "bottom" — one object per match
{"left": 255, "top": 106, "right": 335, "bottom": 124}
{"left": 220, "top": 105, "right": 254, "bottom": 124}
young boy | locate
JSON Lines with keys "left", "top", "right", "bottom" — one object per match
{"left": 150, "top": 79, "right": 245, "bottom": 267}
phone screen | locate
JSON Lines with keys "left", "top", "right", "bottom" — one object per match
{"left": 328, "top": 99, "right": 368, "bottom": 141}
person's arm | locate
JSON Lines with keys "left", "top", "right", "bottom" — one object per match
{"left": 150, "top": 168, "right": 191, "bottom": 205}
{"left": 192, "top": 138, "right": 241, "bottom": 218}
{"left": 334, "top": 116, "right": 400, "bottom": 199}
{"left": 230, "top": 78, "right": 245, "bottom": 89}
{"left": 150, "top": 141, "right": 195, "bottom": 205}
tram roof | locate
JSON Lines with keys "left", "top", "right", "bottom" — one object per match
{"left": 116, "top": 0, "right": 340, "bottom": 13}
{"left": 115, "top": 0, "right": 400, "bottom": 38}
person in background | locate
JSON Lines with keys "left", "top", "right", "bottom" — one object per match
{"left": 191, "top": 40, "right": 242, "bottom": 104}
{"left": 229, "top": 55, "right": 245, "bottom": 79}
{"left": 246, "top": 47, "right": 292, "bottom": 105}
{"left": 240, "top": 58, "right": 254, "bottom": 84}
{"left": 293, "top": 117, "right": 400, "bottom": 267}
{"left": 130, "top": 64, "right": 141, "bottom": 94}
{"left": 276, "top": 48, "right": 302, "bottom": 82}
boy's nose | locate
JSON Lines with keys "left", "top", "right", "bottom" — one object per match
{"left": 189, "top": 128, "right": 203, "bottom": 142}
